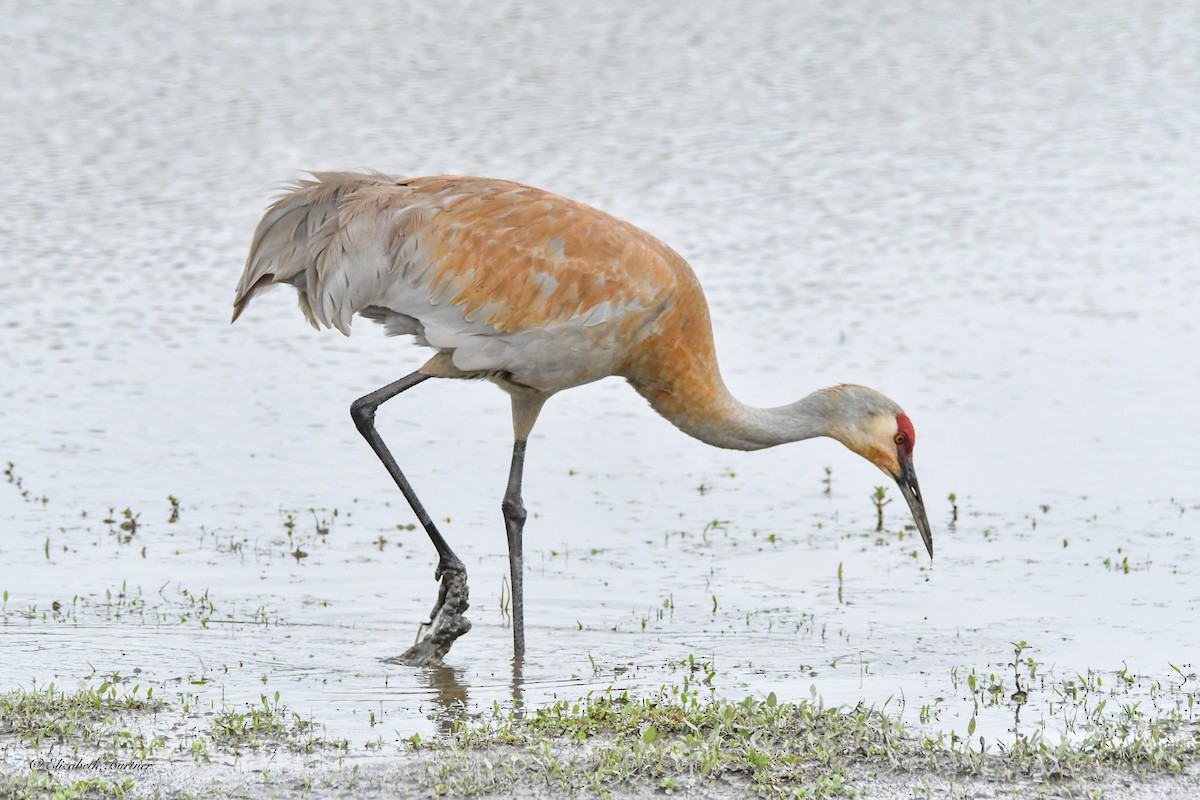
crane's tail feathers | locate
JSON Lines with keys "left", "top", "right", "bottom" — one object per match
{"left": 231, "top": 272, "right": 274, "bottom": 323}
{"left": 231, "top": 171, "right": 397, "bottom": 331}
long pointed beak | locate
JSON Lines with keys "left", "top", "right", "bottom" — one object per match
{"left": 895, "top": 458, "right": 933, "bottom": 559}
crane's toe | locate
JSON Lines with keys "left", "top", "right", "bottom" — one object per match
{"left": 385, "top": 563, "right": 472, "bottom": 667}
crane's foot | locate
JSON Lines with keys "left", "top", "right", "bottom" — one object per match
{"left": 385, "top": 559, "right": 471, "bottom": 667}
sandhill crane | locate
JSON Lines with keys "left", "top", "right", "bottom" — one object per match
{"left": 232, "top": 172, "right": 933, "bottom": 666}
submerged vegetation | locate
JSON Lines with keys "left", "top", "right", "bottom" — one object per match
{"left": 414, "top": 678, "right": 1199, "bottom": 798}
{"left": 3, "top": 666, "right": 1194, "bottom": 799}
{"left": 205, "top": 691, "right": 350, "bottom": 757}
{"left": 1, "top": 648, "right": 1196, "bottom": 798}
{"left": 0, "top": 682, "right": 348, "bottom": 798}
{"left": 0, "top": 682, "right": 163, "bottom": 757}
{"left": 418, "top": 690, "right": 899, "bottom": 797}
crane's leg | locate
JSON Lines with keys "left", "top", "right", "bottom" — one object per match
{"left": 501, "top": 391, "right": 546, "bottom": 661}
{"left": 501, "top": 438, "right": 528, "bottom": 659}
{"left": 349, "top": 370, "right": 471, "bottom": 666}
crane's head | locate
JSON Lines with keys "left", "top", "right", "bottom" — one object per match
{"left": 825, "top": 385, "right": 933, "bottom": 559}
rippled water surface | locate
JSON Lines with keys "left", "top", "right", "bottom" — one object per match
{"left": 2, "top": 0, "right": 1198, "bottom": 758}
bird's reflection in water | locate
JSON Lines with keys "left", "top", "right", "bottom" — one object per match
{"left": 422, "top": 657, "right": 527, "bottom": 732}
{"left": 424, "top": 664, "right": 468, "bottom": 733}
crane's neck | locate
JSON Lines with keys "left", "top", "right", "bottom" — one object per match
{"left": 631, "top": 377, "right": 840, "bottom": 451}
{"left": 716, "top": 391, "right": 841, "bottom": 450}
{"left": 619, "top": 262, "right": 844, "bottom": 451}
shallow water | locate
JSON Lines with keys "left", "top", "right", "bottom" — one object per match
{"left": 2, "top": 0, "right": 1198, "bottom": 760}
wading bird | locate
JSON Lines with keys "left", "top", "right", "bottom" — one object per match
{"left": 232, "top": 173, "right": 932, "bottom": 665}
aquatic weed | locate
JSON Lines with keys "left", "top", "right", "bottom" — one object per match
{"left": 871, "top": 486, "right": 891, "bottom": 532}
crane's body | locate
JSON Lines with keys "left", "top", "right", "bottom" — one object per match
{"left": 236, "top": 173, "right": 755, "bottom": 447}
{"left": 233, "top": 172, "right": 933, "bottom": 665}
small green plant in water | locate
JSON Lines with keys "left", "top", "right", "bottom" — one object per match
{"left": 871, "top": 486, "right": 892, "bottom": 532}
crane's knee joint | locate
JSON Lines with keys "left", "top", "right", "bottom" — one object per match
{"left": 501, "top": 497, "right": 527, "bottom": 526}
{"left": 350, "top": 397, "right": 376, "bottom": 432}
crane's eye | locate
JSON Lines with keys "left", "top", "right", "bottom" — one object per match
{"left": 894, "top": 433, "right": 907, "bottom": 445}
